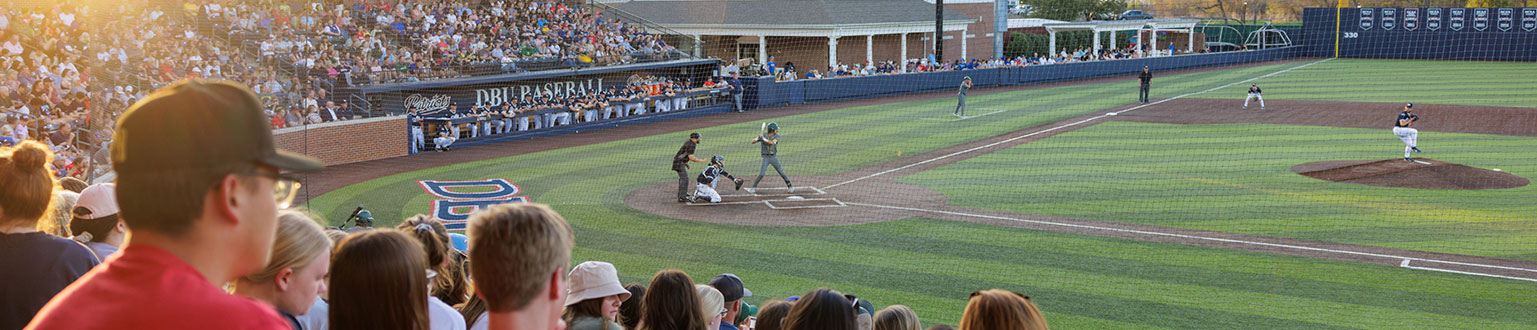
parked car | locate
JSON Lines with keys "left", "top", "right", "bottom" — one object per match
{"left": 1118, "top": 10, "right": 1154, "bottom": 20}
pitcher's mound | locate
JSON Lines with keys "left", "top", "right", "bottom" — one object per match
{"left": 1293, "top": 159, "right": 1528, "bottom": 190}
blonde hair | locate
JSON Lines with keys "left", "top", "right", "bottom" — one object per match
{"left": 467, "top": 203, "right": 574, "bottom": 312}
{"left": 239, "top": 211, "right": 332, "bottom": 283}
{"left": 696, "top": 284, "right": 724, "bottom": 321}
{"left": 958, "top": 290, "right": 1048, "bottom": 330}
{"left": 873, "top": 305, "right": 921, "bottom": 330}
{"left": 0, "top": 141, "right": 57, "bottom": 227}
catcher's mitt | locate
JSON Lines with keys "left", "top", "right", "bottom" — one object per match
{"left": 734, "top": 178, "right": 744, "bottom": 191}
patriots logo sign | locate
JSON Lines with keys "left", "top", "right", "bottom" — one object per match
{"left": 418, "top": 179, "right": 530, "bottom": 230}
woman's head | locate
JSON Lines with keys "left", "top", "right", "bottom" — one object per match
{"left": 398, "top": 215, "right": 467, "bottom": 304}
{"left": 236, "top": 210, "right": 333, "bottom": 315}
{"left": 696, "top": 284, "right": 726, "bottom": 329}
{"left": 754, "top": 300, "right": 794, "bottom": 330}
{"left": 563, "top": 261, "right": 631, "bottom": 324}
{"left": 873, "top": 305, "right": 921, "bottom": 330}
{"left": 0, "top": 141, "right": 56, "bottom": 227}
{"left": 329, "top": 230, "right": 429, "bottom": 330}
{"left": 639, "top": 269, "right": 707, "bottom": 330}
{"left": 782, "top": 288, "right": 857, "bottom": 330}
{"left": 619, "top": 283, "right": 646, "bottom": 330}
{"left": 958, "top": 289, "right": 1048, "bottom": 330}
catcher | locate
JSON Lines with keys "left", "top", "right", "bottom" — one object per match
{"left": 693, "top": 155, "right": 744, "bottom": 203}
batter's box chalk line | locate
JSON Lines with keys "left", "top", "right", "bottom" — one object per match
{"left": 764, "top": 198, "right": 847, "bottom": 210}
{"left": 723, "top": 186, "right": 827, "bottom": 197}
{"left": 921, "top": 109, "right": 1008, "bottom": 121}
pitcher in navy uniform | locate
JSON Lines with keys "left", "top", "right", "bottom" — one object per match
{"left": 1393, "top": 103, "right": 1423, "bottom": 162}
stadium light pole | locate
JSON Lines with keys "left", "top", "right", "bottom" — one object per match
{"left": 936, "top": 0, "right": 944, "bottom": 63}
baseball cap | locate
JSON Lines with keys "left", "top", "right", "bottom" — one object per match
{"left": 689, "top": 132, "right": 700, "bottom": 139}
{"left": 111, "top": 80, "right": 323, "bottom": 173}
{"left": 1406, "top": 103, "right": 1414, "bottom": 108}
{"left": 708, "top": 273, "right": 752, "bottom": 302}
{"left": 72, "top": 183, "right": 120, "bottom": 220}
{"left": 566, "top": 261, "right": 632, "bottom": 306}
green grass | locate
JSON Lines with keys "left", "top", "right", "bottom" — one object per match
{"left": 307, "top": 58, "right": 1537, "bottom": 328}
{"left": 1192, "top": 58, "right": 1537, "bottom": 107}
{"left": 900, "top": 122, "right": 1537, "bottom": 260}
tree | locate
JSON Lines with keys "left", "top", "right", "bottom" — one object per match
{"left": 1465, "top": 0, "right": 1522, "bottom": 6}
{"left": 1025, "top": 0, "right": 1129, "bottom": 21}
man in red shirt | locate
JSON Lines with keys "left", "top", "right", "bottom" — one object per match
{"left": 27, "top": 80, "right": 325, "bottom": 330}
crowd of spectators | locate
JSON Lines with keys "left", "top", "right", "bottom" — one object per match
{"left": 3, "top": 80, "right": 1050, "bottom": 330}
{"left": 1, "top": 0, "right": 684, "bottom": 167}
{"left": 734, "top": 42, "right": 1183, "bottom": 82}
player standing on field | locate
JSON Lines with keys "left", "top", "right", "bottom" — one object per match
{"left": 1138, "top": 66, "right": 1152, "bottom": 104}
{"left": 750, "top": 122, "right": 792, "bottom": 192}
{"left": 1393, "top": 103, "right": 1423, "bottom": 162}
{"left": 1244, "top": 83, "right": 1265, "bottom": 110}
{"left": 954, "top": 76, "right": 971, "bottom": 118}
{"left": 673, "top": 133, "right": 708, "bottom": 202}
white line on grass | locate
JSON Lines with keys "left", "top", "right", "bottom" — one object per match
{"left": 824, "top": 58, "right": 1335, "bottom": 190}
{"left": 846, "top": 202, "right": 1537, "bottom": 282}
{"left": 920, "top": 109, "right": 1009, "bottom": 121}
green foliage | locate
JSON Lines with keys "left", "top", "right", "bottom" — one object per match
{"left": 1024, "top": 0, "right": 1128, "bottom": 21}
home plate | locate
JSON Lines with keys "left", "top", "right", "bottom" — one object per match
{"left": 787, "top": 196, "right": 805, "bottom": 200}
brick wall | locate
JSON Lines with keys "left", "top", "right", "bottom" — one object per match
{"left": 273, "top": 116, "right": 407, "bottom": 166}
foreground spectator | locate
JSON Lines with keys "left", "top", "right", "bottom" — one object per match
{"left": 330, "top": 230, "right": 430, "bottom": 330}
{"left": 782, "top": 288, "right": 858, "bottom": 330}
{"left": 0, "top": 141, "right": 98, "bottom": 330}
{"left": 753, "top": 300, "right": 793, "bottom": 330}
{"left": 467, "top": 203, "right": 575, "bottom": 330}
{"left": 619, "top": 284, "right": 647, "bottom": 330}
{"left": 399, "top": 215, "right": 471, "bottom": 307}
{"left": 696, "top": 285, "right": 727, "bottom": 330}
{"left": 708, "top": 274, "right": 752, "bottom": 330}
{"left": 958, "top": 289, "right": 1048, "bottom": 330}
{"left": 873, "top": 305, "right": 921, "bottom": 330}
{"left": 68, "top": 183, "right": 126, "bottom": 260}
{"left": 462, "top": 291, "right": 490, "bottom": 330}
{"left": 234, "top": 211, "right": 334, "bottom": 329}
{"left": 638, "top": 270, "right": 709, "bottom": 330}
{"left": 564, "top": 261, "right": 633, "bottom": 330}
{"left": 398, "top": 217, "right": 467, "bottom": 330}
{"left": 29, "top": 80, "right": 323, "bottom": 330}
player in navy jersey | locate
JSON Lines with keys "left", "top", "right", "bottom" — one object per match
{"left": 1393, "top": 103, "right": 1423, "bottom": 162}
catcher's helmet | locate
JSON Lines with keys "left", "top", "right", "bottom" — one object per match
{"left": 711, "top": 155, "right": 725, "bottom": 166}
{"left": 766, "top": 122, "right": 779, "bottom": 132}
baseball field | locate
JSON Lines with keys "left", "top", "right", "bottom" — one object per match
{"left": 306, "top": 58, "right": 1537, "bottom": 329}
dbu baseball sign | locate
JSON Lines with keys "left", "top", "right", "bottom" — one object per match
{"left": 418, "top": 179, "right": 531, "bottom": 230}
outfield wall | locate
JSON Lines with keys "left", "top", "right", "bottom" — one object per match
{"left": 747, "top": 46, "right": 1305, "bottom": 108}
{"left": 1301, "top": 7, "right": 1537, "bottom": 60}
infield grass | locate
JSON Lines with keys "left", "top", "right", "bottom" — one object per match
{"left": 308, "top": 58, "right": 1537, "bottom": 328}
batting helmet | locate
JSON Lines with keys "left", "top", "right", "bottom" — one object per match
{"left": 767, "top": 122, "right": 779, "bottom": 132}
{"left": 711, "top": 155, "right": 725, "bottom": 167}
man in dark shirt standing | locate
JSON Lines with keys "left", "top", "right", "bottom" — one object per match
{"left": 729, "top": 73, "right": 743, "bottom": 112}
{"left": 673, "top": 132, "right": 707, "bottom": 202}
{"left": 1138, "top": 66, "right": 1153, "bottom": 104}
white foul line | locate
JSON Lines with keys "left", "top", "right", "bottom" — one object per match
{"left": 920, "top": 109, "right": 1009, "bottom": 121}
{"left": 845, "top": 202, "right": 1537, "bottom": 282}
{"left": 825, "top": 58, "right": 1336, "bottom": 190}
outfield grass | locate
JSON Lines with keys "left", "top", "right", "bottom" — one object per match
{"left": 1192, "top": 58, "right": 1537, "bottom": 108}
{"left": 900, "top": 122, "right": 1537, "bottom": 261}
{"left": 308, "top": 59, "right": 1537, "bottom": 328}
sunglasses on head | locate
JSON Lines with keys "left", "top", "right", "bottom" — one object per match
{"left": 844, "top": 294, "right": 860, "bottom": 310}
{"left": 970, "top": 290, "right": 1030, "bottom": 300}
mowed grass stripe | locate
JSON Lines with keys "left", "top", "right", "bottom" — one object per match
{"left": 570, "top": 216, "right": 1537, "bottom": 329}
{"left": 1190, "top": 59, "right": 1537, "bottom": 107}
{"left": 571, "top": 221, "right": 1362, "bottom": 329}
{"left": 901, "top": 122, "right": 1537, "bottom": 259}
